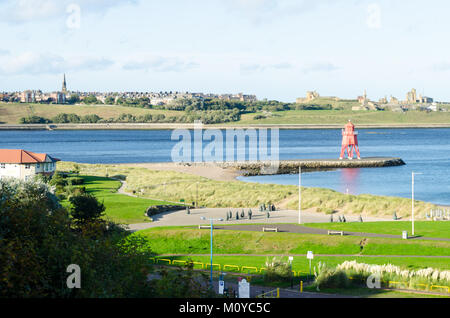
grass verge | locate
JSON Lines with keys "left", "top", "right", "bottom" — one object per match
{"left": 304, "top": 221, "right": 450, "bottom": 239}
{"left": 136, "top": 227, "right": 450, "bottom": 257}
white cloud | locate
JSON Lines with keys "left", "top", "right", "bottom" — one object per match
{"left": 240, "top": 61, "right": 338, "bottom": 74}
{"left": 0, "top": 0, "right": 138, "bottom": 24}
{"left": 122, "top": 56, "right": 199, "bottom": 73}
{"left": 240, "top": 62, "right": 294, "bottom": 74}
{"left": 223, "top": 0, "right": 340, "bottom": 24}
{"left": 301, "top": 62, "right": 339, "bottom": 74}
{"left": 0, "top": 52, "right": 114, "bottom": 75}
{"left": 431, "top": 62, "right": 450, "bottom": 72}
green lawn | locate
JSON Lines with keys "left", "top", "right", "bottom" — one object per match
{"left": 235, "top": 109, "right": 450, "bottom": 125}
{"left": 65, "top": 175, "right": 171, "bottom": 224}
{"left": 304, "top": 221, "right": 450, "bottom": 239}
{"left": 137, "top": 227, "right": 450, "bottom": 257}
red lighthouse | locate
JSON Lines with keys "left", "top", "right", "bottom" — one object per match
{"left": 339, "top": 120, "right": 361, "bottom": 160}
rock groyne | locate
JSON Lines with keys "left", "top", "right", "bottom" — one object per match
{"left": 216, "top": 157, "right": 406, "bottom": 176}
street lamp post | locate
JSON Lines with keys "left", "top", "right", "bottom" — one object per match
{"left": 201, "top": 216, "right": 223, "bottom": 288}
{"left": 298, "top": 166, "right": 302, "bottom": 224}
{"left": 412, "top": 171, "right": 423, "bottom": 237}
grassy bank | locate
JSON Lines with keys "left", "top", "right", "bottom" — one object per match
{"left": 136, "top": 227, "right": 450, "bottom": 257}
{"left": 2, "top": 102, "right": 450, "bottom": 126}
{"left": 57, "top": 162, "right": 437, "bottom": 219}
{"left": 305, "top": 221, "right": 450, "bottom": 239}
{"left": 0, "top": 102, "right": 182, "bottom": 124}
{"left": 236, "top": 109, "right": 450, "bottom": 125}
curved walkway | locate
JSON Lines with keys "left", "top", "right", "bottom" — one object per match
{"left": 127, "top": 208, "right": 449, "bottom": 242}
{"left": 127, "top": 207, "right": 391, "bottom": 231}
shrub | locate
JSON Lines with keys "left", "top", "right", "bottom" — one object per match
{"left": 68, "top": 177, "right": 84, "bottom": 185}
{"left": 313, "top": 262, "right": 351, "bottom": 290}
{"left": 49, "top": 173, "right": 67, "bottom": 187}
{"left": 263, "top": 257, "right": 293, "bottom": 283}
{"left": 69, "top": 193, "right": 105, "bottom": 226}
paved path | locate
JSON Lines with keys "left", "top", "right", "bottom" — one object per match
{"left": 127, "top": 208, "right": 391, "bottom": 231}
{"left": 211, "top": 281, "right": 356, "bottom": 298}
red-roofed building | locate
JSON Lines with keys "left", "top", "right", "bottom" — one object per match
{"left": 0, "top": 149, "right": 60, "bottom": 181}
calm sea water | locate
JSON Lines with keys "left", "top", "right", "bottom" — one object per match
{"left": 0, "top": 128, "right": 449, "bottom": 205}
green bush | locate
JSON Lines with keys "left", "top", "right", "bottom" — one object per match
{"left": 315, "top": 269, "right": 350, "bottom": 289}
{"left": 68, "top": 177, "right": 84, "bottom": 185}
{"left": 263, "top": 257, "right": 293, "bottom": 283}
{"left": 49, "top": 174, "right": 67, "bottom": 187}
{"left": 313, "top": 262, "right": 351, "bottom": 290}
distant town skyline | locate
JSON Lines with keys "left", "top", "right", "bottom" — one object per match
{"left": 1, "top": 0, "right": 450, "bottom": 102}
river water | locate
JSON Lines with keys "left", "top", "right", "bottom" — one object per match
{"left": 0, "top": 128, "right": 449, "bottom": 205}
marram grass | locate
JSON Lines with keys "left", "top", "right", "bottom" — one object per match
{"left": 57, "top": 162, "right": 437, "bottom": 219}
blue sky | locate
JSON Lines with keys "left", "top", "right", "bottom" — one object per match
{"left": 1, "top": 0, "right": 450, "bottom": 102}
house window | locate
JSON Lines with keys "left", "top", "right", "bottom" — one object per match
{"left": 0, "top": 164, "right": 5, "bottom": 169}
{"left": 25, "top": 164, "right": 31, "bottom": 169}
{"left": 37, "top": 163, "right": 40, "bottom": 168}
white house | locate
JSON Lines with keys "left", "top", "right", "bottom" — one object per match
{"left": 0, "top": 149, "right": 60, "bottom": 181}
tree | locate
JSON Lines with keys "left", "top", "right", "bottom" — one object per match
{"left": 69, "top": 193, "right": 105, "bottom": 226}
{"left": 51, "top": 113, "right": 81, "bottom": 123}
{"left": 82, "top": 95, "right": 98, "bottom": 104}
{"left": 104, "top": 96, "right": 116, "bottom": 105}
{"left": 0, "top": 178, "right": 155, "bottom": 298}
{"left": 81, "top": 114, "right": 102, "bottom": 123}
{"left": 67, "top": 94, "right": 81, "bottom": 104}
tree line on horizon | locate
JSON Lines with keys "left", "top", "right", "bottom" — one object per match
{"left": 17, "top": 97, "right": 334, "bottom": 125}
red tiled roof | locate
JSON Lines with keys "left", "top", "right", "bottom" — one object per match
{"left": 0, "top": 149, "right": 60, "bottom": 164}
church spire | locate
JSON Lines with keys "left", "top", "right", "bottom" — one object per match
{"left": 62, "top": 74, "right": 67, "bottom": 93}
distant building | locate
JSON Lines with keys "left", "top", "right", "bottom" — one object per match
{"left": 296, "top": 91, "right": 320, "bottom": 103}
{"left": 50, "top": 92, "right": 66, "bottom": 104}
{"left": 306, "top": 91, "right": 319, "bottom": 101}
{"left": 357, "top": 90, "right": 368, "bottom": 105}
{"left": 390, "top": 96, "right": 399, "bottom": 104}
{"left": 0, "top": 149, "right": 60, "bottom": 181}
{"left": 20, "top": 90, "right": 34, "bottom": 103}
{"left": 420, "top": 96, "right": 434, "bottom": 104}
{"left": 62, "top": 74, "right": 67, "bottom": 93}
{"left": 406, "top": 88, "right": 417, "bottom": 103}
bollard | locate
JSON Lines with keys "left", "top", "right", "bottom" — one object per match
{"left": 300, "top": 281, "right": 303, "bottom": 293}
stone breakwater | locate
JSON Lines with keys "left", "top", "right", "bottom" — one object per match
{"left": 213, "top": 157, "right": 406, "bottom": 176}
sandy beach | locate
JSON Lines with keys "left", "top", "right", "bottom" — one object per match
{"left": 120, "top": 162, "right": 241, "bottom": 181}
